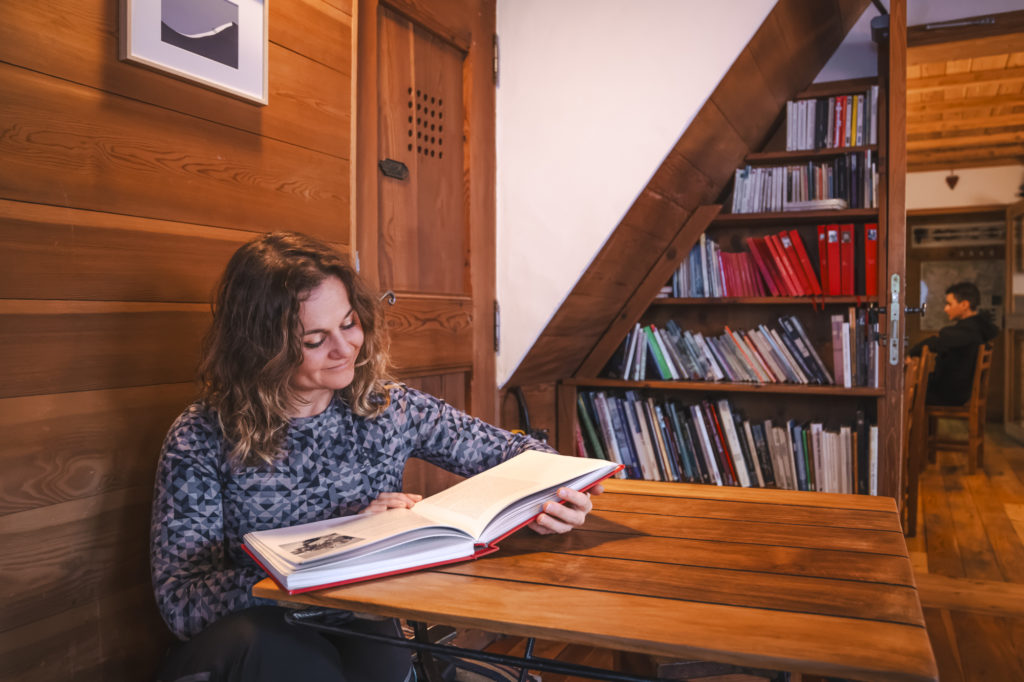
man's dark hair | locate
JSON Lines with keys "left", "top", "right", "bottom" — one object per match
{"left": 945, "top": 281, "right": 980, "bottom": 310}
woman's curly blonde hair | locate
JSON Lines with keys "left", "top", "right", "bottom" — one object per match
{"left": 199, "top": 231, "right": 391, "bottom": 468}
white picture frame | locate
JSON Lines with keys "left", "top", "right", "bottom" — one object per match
{"left": 120, "top": 0, "right": 268, "bottom": 105}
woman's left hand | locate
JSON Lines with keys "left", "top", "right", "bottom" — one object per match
{"left": 528, "top": 483, "right": 604, "bottom": 535}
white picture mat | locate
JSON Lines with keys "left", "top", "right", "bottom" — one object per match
{"left": 122, "top": 0, "right": 267, "bottom": 104}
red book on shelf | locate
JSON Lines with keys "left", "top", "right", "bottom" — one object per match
{"left": 839, "top": 223, "right": 855, "bottom": 295}
{"left": 746, "top": 238, "right": 781, "bottom": 297}
{"left": 788, "top": 229, "right": 823, "bottom": 296}
{"left": 863, "top": 223, "right": 878, "bottom": 297}
{"left": 826, "top": 224, "right": 842, "bottom": 296}
{"left": 777, "top": 231, "right": 814, "bottom": 296}
{"left": 765, "top": 233, "right": 803, "bottom": 295}
{"left": 721, "top": 252, "right": 735, "bottom": 296}
{"left": 817, "top": 225, "right": 829, "bottom": 293}
{"left": 745, "top": 254, "right": 765, "bottom": 296}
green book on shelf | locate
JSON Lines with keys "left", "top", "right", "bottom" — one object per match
{"left": 577, "top": 394, "right": 607, "bottom": 460}
{"left": 642, "top": 325, "right": 673, "bottom": 380}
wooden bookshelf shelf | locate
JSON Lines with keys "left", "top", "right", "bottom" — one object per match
{"left": 712, "top": 208, "right": 879, "bottom": 227}
{"left": 651, "top": 296, "right": 880, "bottom": 306}
{"left": 564, "top": 377, "right": 884, "bottom": 397}
{"left": 744, "top": 145, "right": 878, "bottom": 164}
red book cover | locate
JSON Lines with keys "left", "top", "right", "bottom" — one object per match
{"left": 746, "top": 237, "right": 781, "bottom": 296}
{"left": 739, "top": 253, "right": 755, "bottom": 296}
{"left": 817, "top": 225, "right": 829, "bottom": 293}
{"left": 788, "top": 229, "right": 823, "bottom": 296}
{"left": 745, "top": 254, "right": 765, "bottom": 296}
{"left": 703, "top": 401, "right": 739, "bottom": 485}
{"left": 765, "top": 234, "right": 803, "bottom": 295}
{"left": 721, "top": 252, "right": 734, "bottom": 296}
{"left": 839, "top": 223, "right": 855, "bottom": 295}
{"left": 864, "top": 222, "right": 878, "bottom": 297}
{"left": 826, "top": 224, "right": 841, "bottom": 296}
{"left": 777, "top": 231, "right": 814, "bottom": 295}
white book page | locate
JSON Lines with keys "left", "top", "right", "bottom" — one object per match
{"left": 246, "top": 507, "right": 454, "bottom": 568}
{"left": 413, "top": 450, "right": 613, "bottom": 544}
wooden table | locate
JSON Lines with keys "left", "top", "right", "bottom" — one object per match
{"left": 253, "top": 479, "right": 938, "bottom": 682}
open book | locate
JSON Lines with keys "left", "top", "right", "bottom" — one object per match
{"left": 242, "top": 450, "right": 621, "bottom": 594}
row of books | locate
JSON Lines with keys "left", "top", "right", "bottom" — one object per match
{"left": 785, "top": 87, "right": 879, "bottom": 151}
{"left": 832, "top": 308, "right": 881, "bottom": 388}
{"left": 663, "top": 224, "right": 879, "bottom": 299}
{"left": 731, "top": 151, "right": 877, "bottom": 213}
{"left": 612, "top": 317, "right": 834, "bottom": 386}
{"left": 576, "top": 391, "right": 879, "bottom": 494}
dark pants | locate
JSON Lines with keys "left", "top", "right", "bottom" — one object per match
{"left": 156, "top": 606, "right": 414, "bottom": 682}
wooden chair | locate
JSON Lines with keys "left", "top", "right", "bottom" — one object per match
{"left": 926, "top": 343, "right": 994, "bottom": 474}
{"left": 901, "top": 348, "right": 933, "bottom": 537}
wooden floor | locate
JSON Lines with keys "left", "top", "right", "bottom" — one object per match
{"left": 905, "top": 426, "right": 1024, "bottom": 682}
{"left": 477, "top": 426, "right": 1024, "bottom": 682}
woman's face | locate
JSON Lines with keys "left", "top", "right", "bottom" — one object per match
{"left": 289, "top": 275, "right": 365, "bottom": 416}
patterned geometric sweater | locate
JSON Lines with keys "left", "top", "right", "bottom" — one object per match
{"left": 151, "top": 385, "right": 553, "bottom": 640}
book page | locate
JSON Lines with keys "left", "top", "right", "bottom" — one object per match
{"left": 246, "top": 507, "right": 461, "bottom": 568}
{"left": 413, "top": 450, "right": 615, "bottom": 543}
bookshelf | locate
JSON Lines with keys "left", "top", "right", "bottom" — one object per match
{"left": 557, "top": 63, "right": 907, "bottom": 499}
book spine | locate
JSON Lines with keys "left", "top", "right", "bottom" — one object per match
{"left": 788, "top": 229, "right": 823, "bottom": 296}
{"left": 839, "top": 223, "right": 855, "bottom": 296}
{"left": 689, "top": 404, "right": 723, "bottom": 485}
{"left": 826, "top": 225, "right": 841, "bottom": 296}
{"left": 716, "top": 399, "right": 752, "bottom": 487}
{"left": 864, "top": 222, "right": 878, "bottom": 297}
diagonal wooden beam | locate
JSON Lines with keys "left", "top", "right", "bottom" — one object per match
{"left": 576, "top": 205, "right": 722, "bottom": 378}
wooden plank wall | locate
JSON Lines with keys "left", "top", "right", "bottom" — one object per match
{"left": 0, "top": 2, "right": 354, "bottom": 680}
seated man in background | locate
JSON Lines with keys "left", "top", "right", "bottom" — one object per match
{"left": 908, "top": 281, "right": 999, "bottom": 406}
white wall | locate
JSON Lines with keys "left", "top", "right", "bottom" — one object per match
{"left": 908, "top": 166, "right": 1024, "bottom": 209}
{"left": 495, "top": 0, "right": 774, "bottom": 385}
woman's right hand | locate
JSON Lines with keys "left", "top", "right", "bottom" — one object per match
{"left": 360, "top": 492, "right": 422, "bottom": 515}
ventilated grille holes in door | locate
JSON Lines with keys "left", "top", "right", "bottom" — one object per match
{"left": 407, "top": 88, "right": 444, "bottom": 159}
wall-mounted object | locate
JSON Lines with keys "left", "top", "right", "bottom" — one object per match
{"left": 120, "top": 0, "right": 268, "bottom": 105}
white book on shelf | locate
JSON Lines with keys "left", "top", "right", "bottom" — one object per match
{"left": 690, "top": 405, "right": 723, "bottom": 486}
{"left": 716, "top": 399, "right": 752, "bottom": 487}
{"left": 782, "top": 197, "right": 849, "bottom": 212}
{"left": 741, "top": 419, "right": 765, "bottom": 488}
{"left": 841, "top": 321, "right": 852, "bottom": 389}
{"left": 809, "top": 423, "right": 825, "bottom": 492}
{"left": 840, "top": 426, "right": 853, "bottom": 495}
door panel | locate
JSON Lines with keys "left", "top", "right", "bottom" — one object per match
{"left": 377, "top": 7, "right": 467, "bottom": 296}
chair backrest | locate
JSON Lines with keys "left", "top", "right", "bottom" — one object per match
{"left": 969, "top": 343, "right": 994, "bottom": 414}
{"left": 913, "top": 348, "right": 935, "bottom": 436}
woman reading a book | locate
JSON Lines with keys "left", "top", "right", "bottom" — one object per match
{"left": 151, "top": 231, "right": 599, "bottom": 682}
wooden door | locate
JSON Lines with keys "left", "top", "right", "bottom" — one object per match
{"left": 1005, "top": 200, "right": 1024, "bottom": 442}
{"left": 355, "top": 0, "right": 496, "bottom": 493}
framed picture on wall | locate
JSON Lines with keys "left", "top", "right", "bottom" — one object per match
{"left": 120, "top": 0, "right": 268, "bottom": 105}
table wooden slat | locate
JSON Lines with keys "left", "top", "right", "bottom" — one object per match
{"left": 585, "top": 509, "right": 909, "bottom": 556}
{"left": 436, "top": 550, "right": 924, "bottom": 625}
{"left": 502, "top": 530, "right": 916, "bottom": 585}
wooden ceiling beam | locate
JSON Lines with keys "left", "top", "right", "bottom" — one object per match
{"left": 906, "top": 129, "right": 1024, "bottom": 150}
{"left": 906, "top": 95, "right": 1024, "bottom": 115}
{"left": 907, "top": 113, "right": 1024, "bottom": 134}
{"left": 908, "top": 144, "right": 1024, "bottom": 171}
{"left": 908, "top": 123, "right": 1024, "bottom": 142}
{"left": 907, "top": 65, "right": 1024, "bottom": 92}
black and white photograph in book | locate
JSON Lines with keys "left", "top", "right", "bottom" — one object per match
{"left": 576, "top": 391, "right": 879, "bottom": 495}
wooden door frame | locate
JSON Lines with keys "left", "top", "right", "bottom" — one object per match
{"left": 1005, "top": 200, "right": 1024, "bottom": 442}
{"left": 354, "top": 0, "right": 498, "bottom": 421}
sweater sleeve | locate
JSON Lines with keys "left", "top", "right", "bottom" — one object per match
{"left": 150, "top": 410, "right": 269, "bottom": 640}
{"left": 394, "top": 387, "right": 556, "bottom": 477}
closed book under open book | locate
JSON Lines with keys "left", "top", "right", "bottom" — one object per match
{"left": 243, "top": 450, "right": 621, "bottom": 594}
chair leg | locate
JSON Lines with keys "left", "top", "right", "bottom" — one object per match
{"left": 926, "top": 415, "right": 938, "bottom": 464}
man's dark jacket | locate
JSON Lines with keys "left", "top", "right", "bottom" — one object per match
{"left": 909, "top": 311, "right": 999, "bottom": 406}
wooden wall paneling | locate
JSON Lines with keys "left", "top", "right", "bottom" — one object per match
{"left": 384, "top": 293, "right": 474, "bottom": 377}
{"left": 0, "top": 200, "right": 267, "bottom": 302}
{"left": 771, "top": 0, "right": 848, "bottom": 76}
{"left": 0, "top": 64, "right": 350, "bottom": 242}
{"left": 0, "top": 0, "right": 353, "bottom": 160}
{"left": 0, "top": 583, "right": 170, "bottom": 682}
{"left": 576, "top": 205, "right": 723, "bottom": 379}
{"left": 0, "top": 301, "right": 208, "bottom": 399}
{"left": 381, "top": 0, "right": 474, "bottom": 51}
{"left": 556, "top": 382, "right": 578, "bottom": 458}
{"left": 0, "top": 383, "right": 196, "bottom": 516}
{"left": 0, "top": 485, "right": 152, "bottom": 635}
{"left": 710, "top": 46, "right": 789, "bottom": 152}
